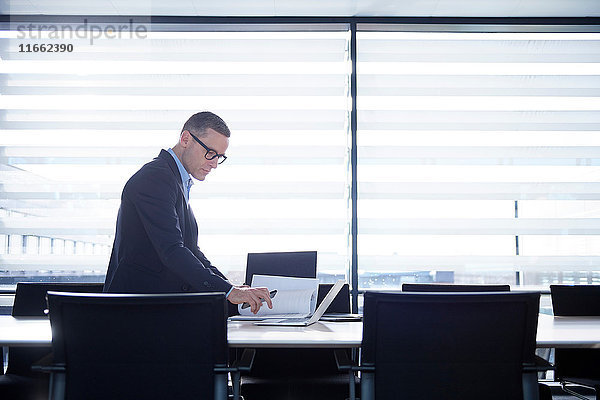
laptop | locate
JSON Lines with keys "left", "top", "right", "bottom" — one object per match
{"left": 254, "top": 280, "right": 345, "bottom": 326}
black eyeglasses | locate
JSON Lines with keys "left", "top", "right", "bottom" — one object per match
{"left": 188, "top": 132, "right": 227, "bottom": 165}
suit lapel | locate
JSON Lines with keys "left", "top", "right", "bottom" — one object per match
{"left": 158, "top": 149, "right": 187, "bottom": 201}
{"left": 157, "top": 150, "right": 192, "bottom": 239}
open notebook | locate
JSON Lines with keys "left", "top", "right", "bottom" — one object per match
{"left": 254, "top": 280, "right": 345, "bottom": 326}
{"left": 230, "top": 275, "right": 319, "bottom": 321}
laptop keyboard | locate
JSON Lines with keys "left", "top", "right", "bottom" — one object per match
{"left": 280, "top": 317, "right": 308, "bottom": 323}
{"left": 275, "top": 314, "right": 309, "bottom": 319}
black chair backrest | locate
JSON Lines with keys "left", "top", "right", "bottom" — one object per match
{"left": 12, "top": 282, "right": 105, "bottom": 317}
{"left": 362, "top": 291, "right": 540, "bottom": 400}
{"left": 550, "top": 285, "right": 600, "bottom": 380}
{"left": 550, "top": 284, "right": 600, "bottom": 316}
{"left": 7, "top": 282, "right": 104, "bottom": 376}
{"left": 47, "top": 292, "right": 228, "bottom": 400}
{"left": 245, "top": 251, "right": 317, "bottom": 285}
{"left": 402, "top": 283, "right": 510, "bottom": 292}
{"left": 317, "top": 283, "right": 351, "bottom": 313}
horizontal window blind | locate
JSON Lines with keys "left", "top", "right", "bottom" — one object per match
{"left": 357, "top": 28, "right": 600, "bottom": 287}
{"left": 3, "top": 21, "right": 600, "bottom": 288}
{"left": 0, "top": 24, "right": 351, "bottom": 284}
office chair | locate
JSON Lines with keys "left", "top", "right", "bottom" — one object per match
{"left": 402, "top": 281, "right": 553, "bottom": 397}
{"left": 550, "top": 284, "right": 600, "bottom": 400}
{"left": 317, "top": 282, "right": 351, "bottom": 314}
{"left": 338, "top": 291, "right": 543, "bottom": 400}
{"left": 244, "top": 251, "right": 317, "bottom": 286}
{"left": 39, "top": 291, "right": 248, "bottom": 400}
{"left": 0, "top": 282, "right": 104, "bottom": 400}
{"left": 402, "top": 283, "right": 511, "bottom": 292}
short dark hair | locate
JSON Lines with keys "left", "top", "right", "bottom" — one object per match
{"left": 182, "top": 111, "right": 231, "bottom": 138}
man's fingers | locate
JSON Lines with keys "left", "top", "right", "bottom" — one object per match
{"left": 261, "top": 288, "right": 273, "bottom": 308}
{"left": 247, "top": 290, "right": 262, "bottom": 314}
{"left": 226, "top": 286, "right": 273, "bottom": 314}
{"left": 252, "top": 287, "right": 272, "bottom": 311}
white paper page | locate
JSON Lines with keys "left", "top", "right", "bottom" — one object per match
{"left": 237, "top": 275, "right": 318, "bottom": 317}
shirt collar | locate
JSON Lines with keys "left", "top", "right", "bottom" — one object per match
{"left": 167, "top": 148, "right": 194, "bottom": 195}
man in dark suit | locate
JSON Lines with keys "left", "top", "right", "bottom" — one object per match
{"left": 104, "top": 111, "right": 272, "bottom": 313}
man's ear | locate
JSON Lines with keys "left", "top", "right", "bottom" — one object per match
{"left": 180, "top": 130, "right": 191, "bottom": 148}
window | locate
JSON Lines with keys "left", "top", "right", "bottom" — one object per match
{"left": 0, "top": 22, "right": 351, "bottom": 285}
{"left": 357, "top": 27, "right": 600, "bottom": 287}
{"left": 1, "top": 20, "right": 599, "bottom": 289}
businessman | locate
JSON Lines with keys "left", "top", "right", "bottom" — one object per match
{"left": 104, "top": 111, "right": 272, "bottom": 313}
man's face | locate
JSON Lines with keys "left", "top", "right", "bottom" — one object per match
{"left": 181, "top": 128, "right": 229, "bottom": 181}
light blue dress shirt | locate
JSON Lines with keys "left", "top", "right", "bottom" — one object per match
{"left": 166, "top": 148, "right": 233, "bottom": 298}
{"left": 167, "top": 148, "right": 193, "bottom": 203}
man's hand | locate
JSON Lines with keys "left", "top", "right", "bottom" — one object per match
{"left": 227, "top": 286, "right": 273, "bottom": 314}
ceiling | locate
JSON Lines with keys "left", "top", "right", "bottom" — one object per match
{"left": 1, "top": 0, "right": 599, "bottom": 18}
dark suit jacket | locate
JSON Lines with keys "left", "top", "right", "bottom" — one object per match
{"left": 104, "top": 150, "right": 233, "bottom": 294}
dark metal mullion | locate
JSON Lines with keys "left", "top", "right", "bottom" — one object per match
{"left": 350, "top": 22, "right": 359, "bottom": 314}
{"left": 515, "top": 200, "right": 521, "bottom": 286}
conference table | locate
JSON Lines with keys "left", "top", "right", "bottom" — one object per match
{"left": 1, "top": 313, "right": 600, "bottom": 348}
{"left": 2, "top": 314, "right": 599, "bottom": 400}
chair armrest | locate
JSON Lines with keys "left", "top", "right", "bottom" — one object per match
{"left": 214, "top": 365, "right": 237, "bottom": 373}
{"left": 219, "top": 349, "right": 256, "bottom": 400}
{"left": 334, "top": 349, "right": 354, "bottom": 371}
{"left": 233, "top": 349, "right": 255, "bottom": 373}
{"left": 533, "top": 355, "right": 554, "bottom": 371}
{"left": 30, "top": 352, "right": 58, "bottom": 373}
{"left": 31, "top": 363, "right": 66, "bottom": 374}
{"left": 334, "top": 349, "right": 375, "bottom": 372}
{"left": 335, "top": 349, "right": 372, "bottom": 400}
{"left": 214, "top": 349, "right": 256, "bottom": 374}
{"left": 523, "top": 360, "right": 554, "bottom": 373}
